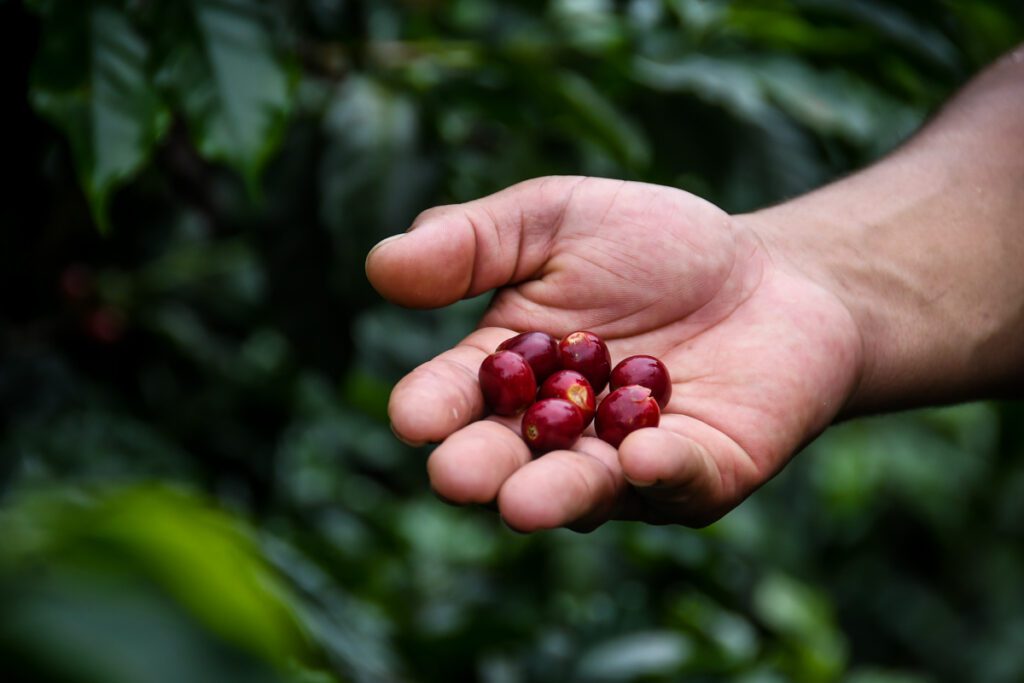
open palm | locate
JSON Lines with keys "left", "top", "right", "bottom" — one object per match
{"left": 366, "top": 177, "right": 863, "bottom": 531}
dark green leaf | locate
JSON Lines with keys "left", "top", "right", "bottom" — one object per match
{"left": 156, "top": 0, "right": 294, "bottom": 191}
{"left": 30, "top": 5, "right": 169, "bottom": 232}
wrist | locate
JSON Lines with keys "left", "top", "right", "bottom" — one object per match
{"left": 733, "top": 205, "right": 875, "bottom": 416}
{"left": 734, "top": 47, "right": 1024, "bottom": 415}
{"left": 739, "top": 148, "right": 1024, "bottom": 413}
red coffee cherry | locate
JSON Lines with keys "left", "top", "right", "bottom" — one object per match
{"left": 539, "top": 370, "right": 596, "bottom": 426}
{"left": 479, "top": 351, "right": 536, "bottom": 416}
{"left": 85, "top": 307, "right": 125, "bottom": 344}
{"left": 497, "top": 331, "right": 561, "bottom": 383}
{"left": 521, "top": 398, "right": 585, "bottom": 452}
{"left": 610, "top": 355, "right": 672, "bottom": 409}
{"left": 595, "top": 385, "right": 660, "bottom": 448}
{"left": 558, "top": 331, "right": 611, "bottom": 393}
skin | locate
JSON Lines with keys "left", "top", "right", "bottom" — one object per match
{"left": 365, "top": 46, "right": 1024, "bottom": 532}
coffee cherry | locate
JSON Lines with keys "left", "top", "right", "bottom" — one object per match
{"left": 539, "top": 370, "right": 596, "bottom": 426}
{"left": 558, "top": 331, "right": 611, "bottom": 393}
{"left": 497, "top": 331, "right": 561, "bottom": 383}
{"left": 85, "top": 307, "right": 125, "bottom": 344}
{"left": 610, "top": 355, "right": 672, "bottom": 409}
{"left": 521, "top": 398, "right": 585, "bottom": 452}
{"left": 595, "top": 385, "right": 660, "bottom": 448}
{"left": 479, "top": 351, "right": 536, "bottom": 416}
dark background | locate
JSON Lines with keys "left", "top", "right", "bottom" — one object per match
{"left": 2, "top": 1, "right": 1024, "bottom": 682}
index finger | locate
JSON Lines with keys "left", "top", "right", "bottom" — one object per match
{"left": 388, "top": 327, "right": 514, "bottom": 445}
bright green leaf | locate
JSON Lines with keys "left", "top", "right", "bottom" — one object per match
{"left": 2, "top": 486, "right": 310, "bottom": 670}
{"left": 0, "top": 575, "right": 286, "bottom": 683}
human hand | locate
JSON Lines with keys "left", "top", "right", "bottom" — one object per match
{"left": 366, "top": 177, "right": 863, "bottom": 530}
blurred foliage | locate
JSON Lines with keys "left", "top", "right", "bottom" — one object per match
{"left": 3, "top": 0, "right": 1024, "bottom": 681}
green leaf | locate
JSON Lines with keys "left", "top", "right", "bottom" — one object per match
{"left": 263, "top": 536, "right": 406, "bottom": 683}
{"left": 753, "top": 573, "right": 847, "bottom": 681}
{"left": 2, "top": 486, "right": 311, "bottom": 670}
{"left": 798, "top": 0, "right": 960, "bottom": 71}
{"left": 633, "top": 54, "right": 774, "bottom": 122}
{"left": 843, "top": 668, "right": 934, "bottom": 683}
{"left": 671, "top": 593, "right": 759, "bottom": 665}
{"left": 156, "top": 0, "right": 293, "bottom": 192}
{"left": 575, "top": 631, "right": 693, "bottom": 681}
{"left": 633, "top": 53, "right": 922, "bottom": 154}
{"left": 754, "top": 57, "right": 923, "bottom": 152}
{"left": 551, "top": 0, "right": 626, "bottom": 52}
{"left": 30, "top": 5, "right": 170, "bottom": 233}
{"left": 553, "top": 71, "right": 651, "bottom": 171}
{"left": 0, "top": 575, "right": 286, "bottom": 683}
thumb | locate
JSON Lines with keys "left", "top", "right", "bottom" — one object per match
{"left": 365, "top": 176, "right": 583, "bottom": 308}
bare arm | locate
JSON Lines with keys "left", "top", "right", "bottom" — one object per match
{"left": 746, "top": 46, "right": 1024, "bottom": 411}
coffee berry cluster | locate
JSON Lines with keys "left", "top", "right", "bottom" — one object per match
{"left": 478, "top": 331, "right": 671, "bottom": 453}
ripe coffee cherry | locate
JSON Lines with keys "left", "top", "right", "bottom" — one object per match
{"left": 479, "top": 351, "right": 536, "bottom": 416}
{"left": 521, "top": 398, "right": 585, "bottom": 452}
{"left": 595, "top": 385, "right": 660, "bottom": 448}
{"left": 610, "top": 355, "right": 672, "bottom": 409}
{"left": 497, "top": 331, "right": 561, "bottom": 383}
{"left": 539, "top": 370, "right": 596, "bottom": 426}
{"left": 558, "top": 331, "right": 611, "bottom": 393}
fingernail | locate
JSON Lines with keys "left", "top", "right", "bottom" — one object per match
{"left": 365, "top": 234, "right": 405, "bottom": 265}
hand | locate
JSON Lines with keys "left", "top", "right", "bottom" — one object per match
{"left": 366, "top": 176, "right": 863, "bottom": 531}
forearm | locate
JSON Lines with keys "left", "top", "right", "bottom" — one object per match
{"left": 743, "top": 46, "right": 1024, "bottom": 412}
